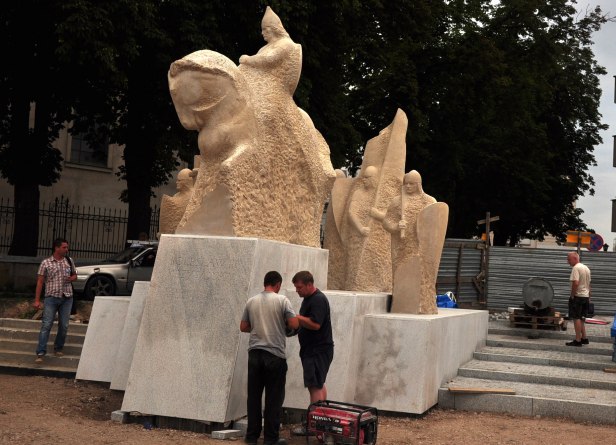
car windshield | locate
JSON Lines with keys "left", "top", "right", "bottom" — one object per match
{"left": 104, "top": 247, "right": 145, "bottom": 263}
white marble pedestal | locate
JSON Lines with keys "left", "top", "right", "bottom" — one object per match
{"left": 121, "top": 235, "right": 328, "bottom": 423}
{"left": 352, "top": 309, "right": 487, "bottom": 414}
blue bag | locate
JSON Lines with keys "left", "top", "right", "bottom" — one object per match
{"left": 436, "top": 291, "right": 458, "bottom": 308}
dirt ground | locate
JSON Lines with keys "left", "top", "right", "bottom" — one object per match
{"left": 1, "top": 374, "right": 614, "bottom": 445}
{"left": 2, "top": 298, "right": 615, "bottom": 444}
{"left": 0, "top": 296, "right": 93, "bottom": 321}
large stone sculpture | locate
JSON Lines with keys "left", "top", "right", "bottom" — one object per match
{"left": 372, "top": 171, "right": 449, "bottom": 314}
{"left": 168, "top": 7, "right": 335, "bottom": 247}
{"left": 158, "top": 168, "right": 194, "bottom": 236}
{"left": 324, "top": 110, "right": 407, "bottom": 292}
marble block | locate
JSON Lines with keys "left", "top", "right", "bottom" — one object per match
{"left": 75, "top": 296, "right": 130, "bottom": 382}
{"left": 110, "top": 281, "right": 150, "bottom": 390}
{"left": 121, "top": 235, "right": 328, "bottom": 423}
{"left": 281, "top": 291, "right": 389, "bottom": 409}
{"left": 353, "top": 309, "right": 488, "bottom": 414}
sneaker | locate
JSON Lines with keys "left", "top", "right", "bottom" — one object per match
{"left": 35, "top": 355, "right": 44, "bottom": 364}
{"left": 291, "top": 426, "right": 314, "bottom": 436}
{"left": 566, "top": 340, "right": 583, "bottom": 347}
{"left": 581, "top": 338, "right": 589, "bottom": 345}
{"left": 54, "top": 351, "right": 64, "bottom": 357}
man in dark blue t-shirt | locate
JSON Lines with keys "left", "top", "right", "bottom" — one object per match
{"left": 292, "top": 270, "right": 334, "bottom": 406}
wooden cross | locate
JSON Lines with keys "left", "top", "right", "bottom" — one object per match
{"left": 477, "top": 212, "right": 500, "bottom": 246}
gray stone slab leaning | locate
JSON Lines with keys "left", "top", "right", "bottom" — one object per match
{"left": 75, "top": 296, "right": 130, "bottom": 382}
{"left": 110, "top": 281, "right": 150, "bottom": 390}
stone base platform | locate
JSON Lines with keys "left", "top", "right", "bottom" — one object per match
{"left": 282, "top": 304, "right": 488, "bottom": 414}
{"left": 121, "top": 235, "right": 328, "bottom": 423}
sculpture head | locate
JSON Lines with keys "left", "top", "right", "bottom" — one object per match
{"left": 360, "top": 165, "right": 378, "bottom": 190}
{"left": 176, "top": 168, "right": 193, "bottom": 193}
{"left": 261, "top": 6, "right": 289, "bottom": 42}
{"left": 403, "top": 170, "right": 423, "bottom": 195}
{"left": 168, "top": 51, "right": 248, "bottom": 132}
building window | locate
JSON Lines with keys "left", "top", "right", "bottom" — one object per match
{"left": 70, "top": 131, "right": 109, "bottom": 167}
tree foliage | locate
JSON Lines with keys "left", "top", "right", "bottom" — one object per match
{"left": 341, "top": 0, "right": 608, "bottom": 245}
{"left": 0, "top": 0, "right": 608, "bottom": 253}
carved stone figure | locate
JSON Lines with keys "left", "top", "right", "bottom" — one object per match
{"left": 159, "top": 168, "right": 195, "bottom": 237}
{"left": 323, "top": 169, "right": 351, "bottom": 290}
{"left": 324, "top": 110, "right": 407, "bottom": 292}
{"left": 372, "top": 170, "right": 448, "bottom": 314}
{"left": 168, "top": 7, "right": 335, "bottom": 246}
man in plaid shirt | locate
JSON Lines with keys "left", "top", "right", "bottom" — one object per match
{"left": 33, "top": 238, "right": 77, "bottom": 363}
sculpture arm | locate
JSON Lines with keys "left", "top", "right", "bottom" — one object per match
{"left": 349, "top": 207, "right": 369, "bottom": 237}
{"left": 239, "top": 42, "right": 289, "bottom": 69}
{"left": 381, "top": 210, "right": 401, "bottom": 234}
{"left": 370, "top": 207, "right": 386, "bottom": 221}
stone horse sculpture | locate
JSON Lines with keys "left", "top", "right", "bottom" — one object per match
{"left": 168, "top": 7, "right": 335, "bottom": 247}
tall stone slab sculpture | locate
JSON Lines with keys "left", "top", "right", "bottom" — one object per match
{"left": 324, "top": 109, "right": 407, "bottom": 292}
{"left": 158, "top": 168, "right": 194, "bottom": 236}
{"left": 373, "top": 171, "right": 449, "bottom": 314}
{"left": 168, "top": 7, "right": 335, "bottom": 247}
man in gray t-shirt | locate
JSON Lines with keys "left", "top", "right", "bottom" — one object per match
{"left": 240, "top": 271, "right": 298, "bottom": 445}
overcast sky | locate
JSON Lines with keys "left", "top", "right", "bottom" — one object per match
{"left": 575, "top": 1, "right": 615, "bottom": 246}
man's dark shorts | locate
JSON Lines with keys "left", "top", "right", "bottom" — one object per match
{"left": 301, "top": 348, "right": 333, "bottom": 389}
{"left": 569, "top": 296, "right": 589, "bottom": 320}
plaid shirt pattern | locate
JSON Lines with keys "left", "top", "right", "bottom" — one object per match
{"left": 38, "top": 256, "right": 74, "bottom": 298}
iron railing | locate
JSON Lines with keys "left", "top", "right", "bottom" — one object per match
{"left": 0, "top": 196, "right": 159, "bottom": 259}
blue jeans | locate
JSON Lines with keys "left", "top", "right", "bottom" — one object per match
{"left": 36, "top": 296, "right": 73, "bottom": 355}
{"left": 613, "top": 337, "right": 616, "bottom": 363}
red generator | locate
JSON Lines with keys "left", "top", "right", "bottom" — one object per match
{"left": 306, "top": 400, "right": 378, "bottom": 445}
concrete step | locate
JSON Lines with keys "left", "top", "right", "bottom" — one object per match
{"left": 487, "top": 334, "right": 613, "bottom": 356}
{"left": 458, "top": 359, "right": 616, "bottom": 390}
{"left": 439, "top": 376, "right": 616, "bottom": 424}
{"left": 489, "top": 319, "right": 613, "bottom": 343}
{"left": 0, "top": 338, "right": 83, "bottom": 356}
{"left": 0, "top": 349, "right": 80, "bottom": 369}
{"left": 475, "top": 346, "right": 615, "bottom": 370}
{"left": 489, "top": 327, "right": 614, "bottom": 344}
{"left": 0, "top": 318, "right": 85, "bottom": 377}
{"left": 0, "top": 362, "right": 77, "bottom": 378}
{"left": 0, "top": 326, "right": 85, "bottom": 344}
{"left": 0, "top": 317, "right": 89, "bottom": 335}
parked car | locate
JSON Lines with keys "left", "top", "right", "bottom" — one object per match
{"left": 73, "top": 242, "right": 158, "bottom": 299}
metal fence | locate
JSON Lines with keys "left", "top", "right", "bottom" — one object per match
{"left": 488, "top": 246, "right": 616, "bottom": 315}
{"left": 436, "top": 239, "right": 486, "bottom": 307}
{"left": 0, "top": 196, "right": 160, "bottom": 259}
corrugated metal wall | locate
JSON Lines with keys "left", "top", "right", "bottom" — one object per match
{"left": 436, "top": 239, "right": 484, "bottom": 306}
{"left": 488, "top": 247, "right": 616, "bottom": 315}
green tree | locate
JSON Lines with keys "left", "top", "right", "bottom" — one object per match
{"left": 0, "top": 1, "right": 86, "bottom": 255}
{"left": 0, "top": 1, "right": 154, "bottom": 255}
{"left": 342, "top": 0, "right": 607, "bottom": 245}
